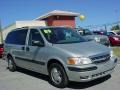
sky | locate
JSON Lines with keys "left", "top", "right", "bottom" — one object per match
{"left": 0, "top": 0, "right": 120, "bottom": 29}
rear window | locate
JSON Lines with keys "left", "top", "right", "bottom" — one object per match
{"left": 5, "top": 29, "right": 28, "bottom": 45}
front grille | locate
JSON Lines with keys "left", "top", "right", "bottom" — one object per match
{"left": 100, "top": 38, "right": 108, "bottom": 43}
{"left": 90, "top": 54, "right": 110, "bottom": 64}
{"left": 92, "top": 67, "right": 114, "bottom": 77}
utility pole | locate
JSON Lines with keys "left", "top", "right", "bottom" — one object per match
{"left": 0, "top": 19, "right": 3, "bottom": 44}
{"left": 104, "top": 24, "right": 107, "bottom": 31}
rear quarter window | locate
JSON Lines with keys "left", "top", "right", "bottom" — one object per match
{"left": 5, "top": 29, "right": 28, "bottom": 45}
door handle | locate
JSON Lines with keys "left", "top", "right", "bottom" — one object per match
{"left": 26, "top": 47, "right": 30, "bottom": 52}
{"left": 21, "top": 47, "right": 25, "bottom": 50}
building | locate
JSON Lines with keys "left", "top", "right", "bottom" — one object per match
{"left": 35, "top": 10, "right": 79, "bottom": 28}
{"left": 2, "top": 10, "right": 79, "bottom": 41}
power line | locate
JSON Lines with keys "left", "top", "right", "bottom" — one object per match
{"left": 84, "top": 21, "right": 120, "bottom": 29}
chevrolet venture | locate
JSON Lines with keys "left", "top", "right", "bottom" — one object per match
{"left": 4, "top": 27, "right": 117, "bottom": 88}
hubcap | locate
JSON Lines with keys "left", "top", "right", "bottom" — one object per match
{"left": 51, "top": 68, "right": 62, "bottom": 84}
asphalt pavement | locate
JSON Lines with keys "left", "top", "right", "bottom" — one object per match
{"left": 0, "top": 59, "right": 120, "bottom": 90}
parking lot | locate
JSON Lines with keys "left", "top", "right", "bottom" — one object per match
{"left": 0, "top": 59, "right": 120, "bottom": 90}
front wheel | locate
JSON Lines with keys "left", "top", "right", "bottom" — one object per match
{"left": 49, "top": 63, "right": 68, "bottom": 88}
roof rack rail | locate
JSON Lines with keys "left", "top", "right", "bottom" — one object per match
{"left": 21, "top": 26, "right": 29, "bottom": 28}
{"left": 16, "top": 26, "right": 29, "bottom": 29}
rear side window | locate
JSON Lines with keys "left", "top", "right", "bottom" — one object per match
{"left": 5, "top": 29, "right": 28, "bottom": 45}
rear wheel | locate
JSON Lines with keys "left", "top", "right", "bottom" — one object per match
{"left": 8, "top": 56, "right": 16, "bottom": 72}
{"left": 48, "top": 63, "right": 68, "bottom": 88}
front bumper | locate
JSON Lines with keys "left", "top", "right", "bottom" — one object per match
{"left": 111, "top": 40, "right": 120, "bottom": 46}
{"left": 66, "top": 56, "right": 117, "bottom": 82}
{"left": 98, "top": 41, "right": 110, "bottom": 46}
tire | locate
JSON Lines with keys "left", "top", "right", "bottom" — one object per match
{"left": 48, "top": 63, "right": 68, "bottom": 88}
{"left": 110, "top": 42, "right": 113, "bottom": 47}
{"left": 7, "top": 56, "right": 16, "bottom": 72}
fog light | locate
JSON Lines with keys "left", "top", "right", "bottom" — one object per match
{"left": 80, "top": 76, "right": 89, "bottom": 79}
{"left": 114, "top": 58, "right": 117, "bottom": 63}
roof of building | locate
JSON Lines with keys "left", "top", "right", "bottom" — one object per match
{"left": 35, "top": 10, "right": 80, "bottom": 20}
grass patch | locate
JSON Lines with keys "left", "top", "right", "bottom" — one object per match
{"left": 112, "top": 47, "right": 120, "bottom": 58}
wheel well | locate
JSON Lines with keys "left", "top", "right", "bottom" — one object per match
{"left": 47, "top": 59, "right": 64, "bottom": 70}
{"left": 7, "top": 54, "right": 13, "bottom": 59}
{"left": 47, "top": 59, "right": 69, "bottom": 81}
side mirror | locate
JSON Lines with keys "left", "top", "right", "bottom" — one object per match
{"left": 32, "top": 40, "right": 44, "bottom": 47}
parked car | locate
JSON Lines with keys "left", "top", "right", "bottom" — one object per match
{"left": 0, "top": 44, "right": 4, "bottom": 58}
{"left": 107, "top": 32, "right": 120, "bottom": 46}
{"left": 77, "top": 29, "right": 110, "bottom": 46}
{"left": 93, "top": 31, "right": 108, "bottom": 35}
{"left": 93, "top": 31, "right": 120, "bottom": 46}
{"left": 4, "top": 27, "right": 117, "bottom": 88}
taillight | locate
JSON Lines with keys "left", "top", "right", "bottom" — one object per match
{"left": 0, "top": 48, "right": 4, "bottom": 51}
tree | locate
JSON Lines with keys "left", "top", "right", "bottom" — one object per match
{"left": 111, "top": 25, "right": 120, "bottom": 30}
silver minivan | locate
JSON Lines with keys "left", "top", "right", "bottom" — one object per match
{"left": 4, "top": 27, "right": 117, "bottom": 88}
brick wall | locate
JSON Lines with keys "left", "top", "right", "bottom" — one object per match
{"left": 42, "top": 16, "right": 76, "bottom": 28}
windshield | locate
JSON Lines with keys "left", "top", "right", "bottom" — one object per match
{"left": 117, "top": 31, "right": 120, "bottom": 35}
{"left": 84, "top": 29, "right": 93, "bottom": 35}
{"left": 41, "top": 27, "right": 86, "bottom": 44}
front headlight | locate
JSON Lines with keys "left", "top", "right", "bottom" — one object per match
{"left": 67, "top": 57, "right": 92, "bottom": 65}
{"left": 110, "top": 50, "right": 114, "bottom": 57}
{"left": 94, "top": 37, "right": 100, "bottom": 42}
{"left": 113, "top": 37, "right": 119, "bottom": 41}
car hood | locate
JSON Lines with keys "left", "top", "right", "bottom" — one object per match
{"left": 113, "top": 35, "right": 120, "bottom": 38}
{"left": 53, "top": 41, "right": 110, "bottom": 57}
